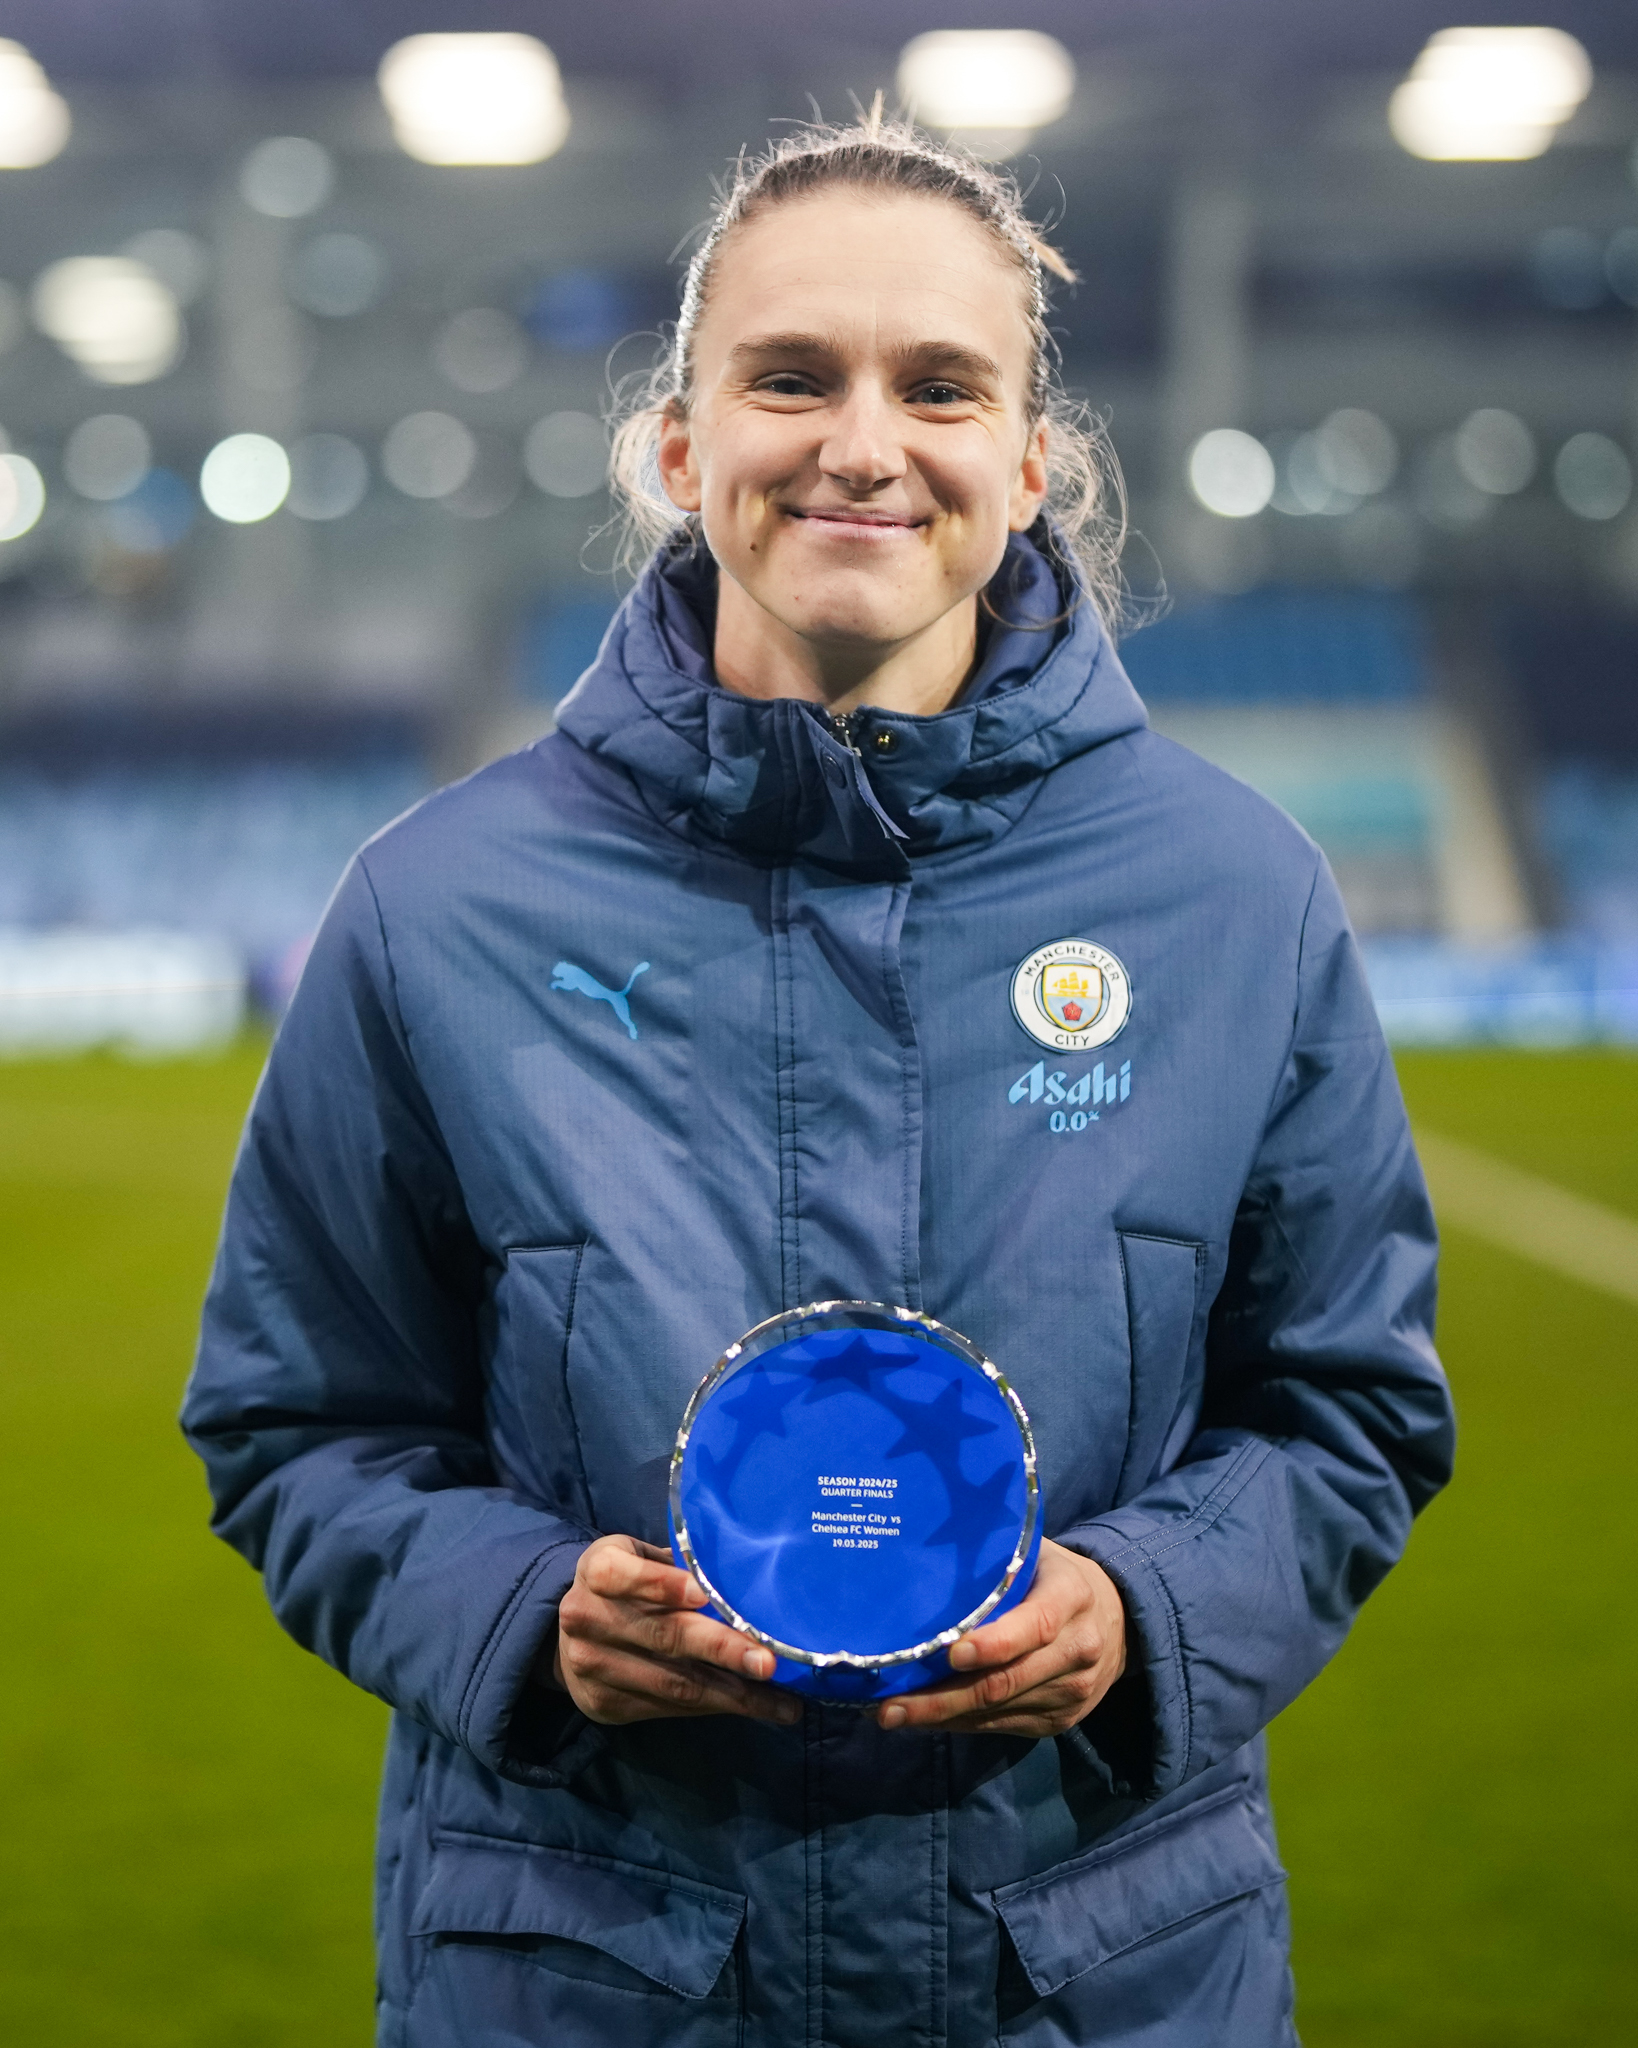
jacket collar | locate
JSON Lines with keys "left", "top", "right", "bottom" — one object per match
{"left": 554, "top": 524, "right": 1148, "bottom": 874}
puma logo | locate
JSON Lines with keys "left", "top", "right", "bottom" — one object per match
{"left": 550, "top": 959, "right": 650, "bottom": 1040}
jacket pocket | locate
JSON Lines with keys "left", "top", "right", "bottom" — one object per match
{"left": 406, "top": 1831, "right": 746, "bottom": 2047}
{"left": 1113, "top": 1232, "right": 1204, "bottom": 1506}
{"left": 992, "top": 1789, "right": 1290, "bottom": 2046}
{"left": 488, "top": 1243, "right": 594, "bottom": 1520}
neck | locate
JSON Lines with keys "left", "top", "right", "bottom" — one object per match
{"left": 711, "top": 575, "right": 978, "bottom": 717}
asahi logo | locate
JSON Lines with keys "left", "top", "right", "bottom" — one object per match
{"left": 1008, "top": 1057, "right": 1132, "bottom": 1134}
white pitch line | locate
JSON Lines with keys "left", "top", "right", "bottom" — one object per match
{"left": 1416, "top": 1128, "right": 1638, "bottom": 1311}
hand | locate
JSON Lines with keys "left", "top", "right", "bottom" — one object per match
{"left": 872, "top": 1540, "right": 1127, "bottom": 1738}
{"left": 550, "top": 1535, "right": 801, "bottom": 1728}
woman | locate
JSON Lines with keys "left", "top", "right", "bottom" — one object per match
{"left": 185, "top": 116, "right": 1454, "bottom": 2047}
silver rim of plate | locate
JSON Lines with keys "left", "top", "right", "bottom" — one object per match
{"left": 668, "top": 1299, "right": 1041, "bottom": 1673}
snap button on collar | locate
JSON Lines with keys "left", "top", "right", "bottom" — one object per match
{"left": 872, "top": 728, "right": 900, "bottom": 755}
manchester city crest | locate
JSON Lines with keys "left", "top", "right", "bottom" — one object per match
{"left": 1010, "top": 938, "right": 1131, "bottom": 1052}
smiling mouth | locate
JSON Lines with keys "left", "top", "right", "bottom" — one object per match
{"left": 788, "top": 508, "right": 924, "bottom": 532}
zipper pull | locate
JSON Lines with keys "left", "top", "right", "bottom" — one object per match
{"left": 829, "top": 711, "right": 861, "bottom": 756}
{"left": 816, "top": 703, "right": 907, "bottom": 846}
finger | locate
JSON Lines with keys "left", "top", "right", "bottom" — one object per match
{"left": 877, "top": 1636, "right": 1107, "bottom": 1729}
{"left": 581, "top": 1541, "right": 709, "bottom": 1609}
{"left": 932, "top": 1664, "right": 1120, "bottom": 1736}
{"left": 625, "top": 1605, "right": 782, "bottom": 1682}
{"left": 561, "top": 1580, "right": 776, "bottom": 1682}
{"left": 945, "top": 1595, "right": 1065, "bottom": 1673}
{"left": 571, "top": 1647, "right": 801, "bottom": 1726}
{"left": 883, "top": 1684, "right": 1082, "bottom": 1737}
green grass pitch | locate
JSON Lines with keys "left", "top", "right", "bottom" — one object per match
{"left": 0, "top": 1043, "right": 1633, "bottom": 2044}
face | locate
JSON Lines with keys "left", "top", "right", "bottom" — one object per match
{"left": 657, "top": 190, "right": 1049, "bottom": 659}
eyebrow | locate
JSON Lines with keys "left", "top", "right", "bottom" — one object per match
{"left": 725, "top": 331, "right": 1006, "bottom": 385}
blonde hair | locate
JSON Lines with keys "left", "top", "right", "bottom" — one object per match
{"left": 607, "top": 109, "right": 1130, "bottom": 634}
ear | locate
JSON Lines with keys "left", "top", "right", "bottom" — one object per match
{"left": 656, "top": 408, "right": 702, "bottom": 513}
{"left": 1007, "top": 418, "right": 1050, "bottom": 532}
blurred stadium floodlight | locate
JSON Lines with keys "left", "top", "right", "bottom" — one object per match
{"left": 0, "top": 453, "right": 44, "bottom": 542}
{"left": 1270, "top": 412, "right": 1401, "bottom": 519}
{"left": 1312, "top": 410, "right": 1398, "bottom": 498}
{"left": 1389, "top": 27, "right": 1591, "bottom": 161}
{"left": 0, "top": 40, "right": 69, "bottom": 169}
{"left": 896, "top": 31, "right": 1075, "bottom": 157}
{"left": 523, "top": 411, "right": 609, "bottom": 499}
{"left": 1187, "top": 429, "right": 1276, "bottom": 518}
{"left": 434, "top": 308, "right": 529, "bottom": 394}
{"left": 378, "top": 34, "right": 570, "bottom": 166}
{"left": 64, "top": 415, "right": 151, "bottom": 502}
{"left": 30, "top": 257, "right": 183, "bottom": 386}
{"left": 239, "top": 136, "right": 335, "bottom": 219}
{"left": 1453, "top": 408, "right": 1537, "bottom": 496}
{"left": 199, "top": 435, "right": 291, "bottom": 524}
{"left": 1554, "top": 433, "right": 1633, "bottom": 521}
{"left": 381, "top": 411, "right": 476, "bottom": 499}
{"left": 121, "top": 229, "right": 209, "bottom": 307}
{"left": 286, "top": 434, "right": 369, "bottom": 522}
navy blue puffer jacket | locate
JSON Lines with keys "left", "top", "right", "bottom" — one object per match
{"left": 185, "top": 531, "right": 1454, "bottom": 2047}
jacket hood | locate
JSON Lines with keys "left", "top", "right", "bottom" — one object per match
{"left": 554, "top": 523, "right": 1148, "bottom": 872}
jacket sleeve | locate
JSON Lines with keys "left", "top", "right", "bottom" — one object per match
{"left": 1061, "top": 857, "right": 1454, "bottom": 1799}
{"left": 181, "top": 856, "right": 595, "bottom": 1781}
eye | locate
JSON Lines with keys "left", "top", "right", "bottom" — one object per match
{"left": 757, "top": 372, "right": 821, "bottom": 398}
{"left": 913, "top": 380, "right": 971, "bottom": 408}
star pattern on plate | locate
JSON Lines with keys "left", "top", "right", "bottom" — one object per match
{"left": 920, "top": 1459, "right": 1027, "bottom": 1594}
{"left": 876, "top": 1371, "right": 1006, "bottom": 1464}
{"left": 684, "top": 1433, "right": 737, "bottom": 1501}
{"left": 795, "top": 1332, "right": 900, "bottom": 1405}
{"left": 707, "top": 1362, "right": 802, "bottom": 1463}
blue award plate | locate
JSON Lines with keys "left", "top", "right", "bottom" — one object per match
{"left": 669, "top": 1301, "right": 1042, "bottom": 1703}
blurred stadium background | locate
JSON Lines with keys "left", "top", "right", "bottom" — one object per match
{"left": 0, "top": 3, "right": 1634, "bottom": 2042}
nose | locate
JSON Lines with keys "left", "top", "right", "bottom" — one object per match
{"left": 817, "top": 382, "right": 908, "bottom": 494}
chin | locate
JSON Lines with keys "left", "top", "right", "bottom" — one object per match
{"left": 781, "top": 594, "right": 928, "bottom": 649}
{"left": 764, "top": 562, "right": 945, "bottom": 645}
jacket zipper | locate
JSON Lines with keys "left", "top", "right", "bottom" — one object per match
{"left": 825, "top": 706, "right": 903, "bottom": 845}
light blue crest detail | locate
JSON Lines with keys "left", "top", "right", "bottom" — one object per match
{"left": 551, "top": 959, "right": 650, "bottom": 1040}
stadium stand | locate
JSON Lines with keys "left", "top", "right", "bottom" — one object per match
{"left": 1506, "top": 604, "right": 1638, "bottom": 947}
{"left": 1121, "top": 587, "right": 1638, "bottom": 1042}
{"left": 0, "top": 709, "right": 427, "bottom": 1042}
